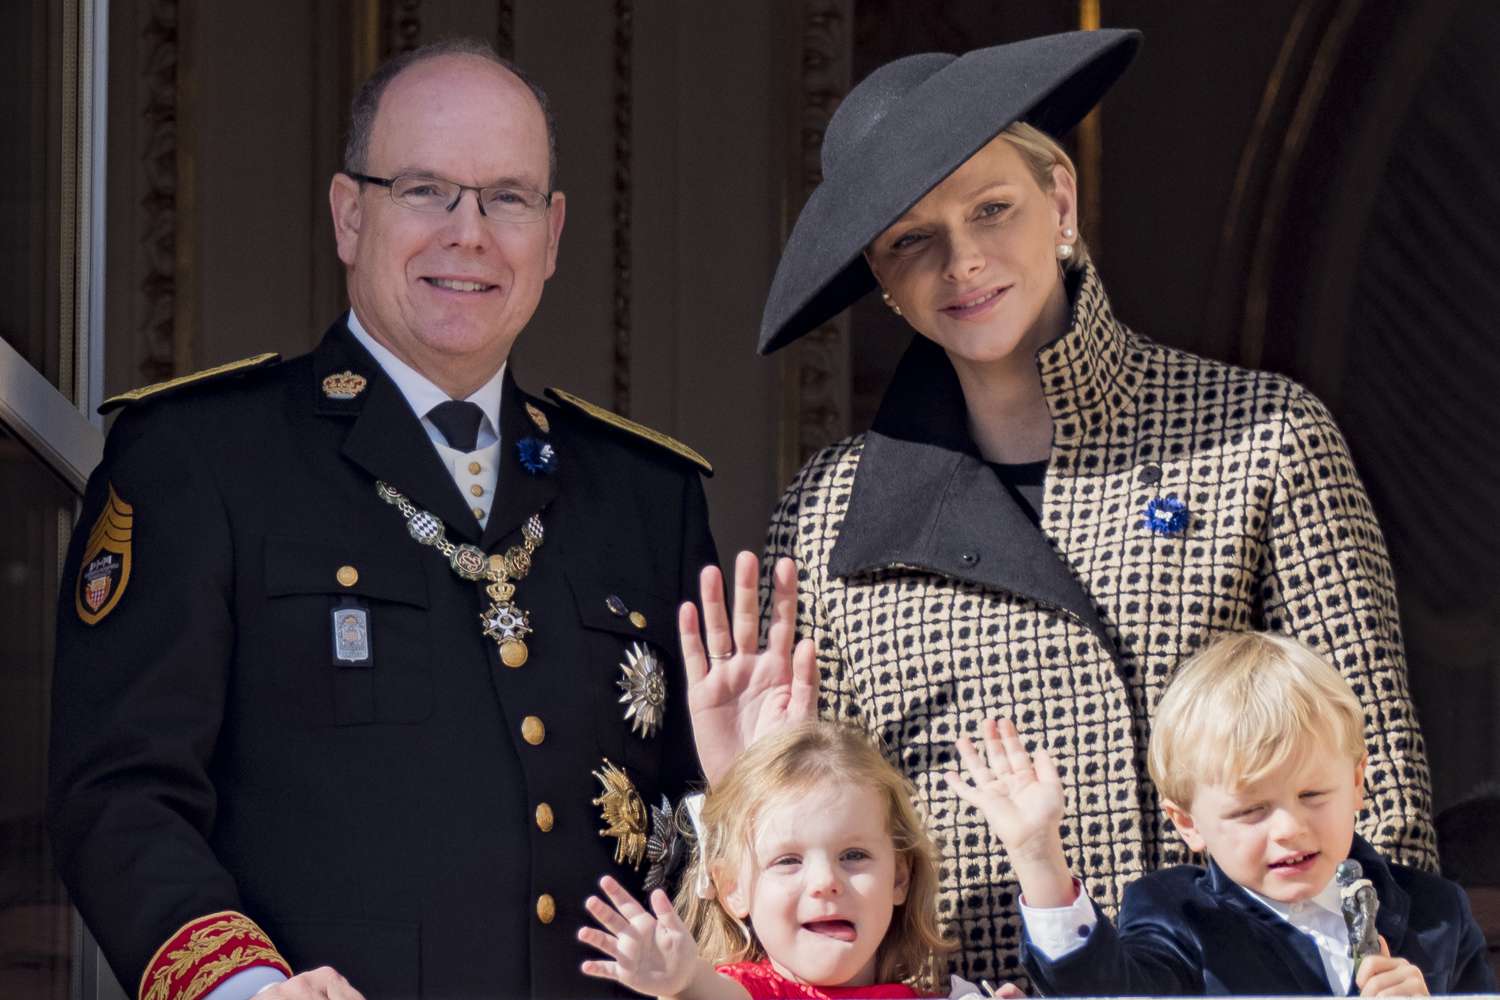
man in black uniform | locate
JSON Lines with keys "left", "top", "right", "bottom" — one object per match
{"left": 49, "top": 39, "right": 716, "bottom": 1000}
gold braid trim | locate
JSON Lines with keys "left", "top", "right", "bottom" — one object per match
{"left": 546, "top": 387, "right": 713, "bottom": 474}
{"left": 100, "top": 353, "right": 280, "bottom": 414}
{"left": 140, "top": 911, "right": 291, "bottom": 1000}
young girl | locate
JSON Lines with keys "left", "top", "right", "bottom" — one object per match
{"left": 578, "top": 721, "right": 994, "bottom": 999}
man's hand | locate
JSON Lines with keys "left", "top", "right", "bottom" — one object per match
{"left": 944, "top": 718, "right": 1075, "bottom": 908}
{"left": 679, "top": 552, "right": 818, "bottom": 785}
{"left": 578, "top": 876, "right": 704, "bottom": 998}
{"left": 257, "top": 967, "right": 365, "bottom": 1000}
{"left": 1356, "top": 936, "right": 1428, "bottom": 996}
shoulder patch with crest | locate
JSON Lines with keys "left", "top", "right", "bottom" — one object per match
{"left": 99, "top": 353, "right": 281, "bottom": 414}
{"left": 76, "top": 483, "right": 133, "bottom": 625}
{"left": 545, "top": 388, "right": 712, "bottom": 475}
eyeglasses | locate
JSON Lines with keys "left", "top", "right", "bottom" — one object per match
{"left": 346, "top": 171, "right": 552, "bottom": 223}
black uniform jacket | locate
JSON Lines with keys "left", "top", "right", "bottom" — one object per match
{"left": 49, "top": 320, "right": 717, "bottom": 999}
{"left": 1023, "top": 835, "right": 1497, "bottom": 996}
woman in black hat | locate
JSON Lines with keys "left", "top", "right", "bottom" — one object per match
{"left": 693, "top": 28, "right": 1436, "bottom": 987}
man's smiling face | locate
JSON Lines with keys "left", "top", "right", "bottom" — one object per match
{"left": 331, "top": 53, "right": 564, "bottom": 387}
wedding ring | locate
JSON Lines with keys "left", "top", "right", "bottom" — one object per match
{"left": 706, "top": 649, "right": 734, "bottom": 662}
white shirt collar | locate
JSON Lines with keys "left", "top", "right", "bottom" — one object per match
{"left": 1245, "top": 874, "right": 1345, "bottom": 923}
{"left": 345, "top": 309, "right": 505, "bottom": 447}
{"left": 1243, "top": 872, "right": 1353, "bottom": 993}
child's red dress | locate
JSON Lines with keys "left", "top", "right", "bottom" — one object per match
{"left": 716, "top": 960, "right": 922, "bottom": 998}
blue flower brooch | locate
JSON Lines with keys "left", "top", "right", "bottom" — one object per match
{"left": 516, "top": 436, "right": 557, "bottom": 476}
{"left": 1142, "top": 495, "right": 1189, "bottom": 536}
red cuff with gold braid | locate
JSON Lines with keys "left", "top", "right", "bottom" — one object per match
{"left": 139, "top": 910, "right": 292, "bottom": 1000}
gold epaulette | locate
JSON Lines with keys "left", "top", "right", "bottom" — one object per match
{"left": 546, "top": 388, "right": 713, "bottom": 475}
{"left": 99, "top": 353, "right": 280, "bottom": 415}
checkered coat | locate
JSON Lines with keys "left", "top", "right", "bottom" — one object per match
{"left": 762, "top": 264, "right": 1435, "bottom": 985}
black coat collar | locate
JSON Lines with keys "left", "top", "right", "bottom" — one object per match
{"left": 310, "top": 320, "right": 559, "bottom": 547}
{"left": 1203, "top": 835, "right": 1411, "bottom": 995}
{"left": 827, "top": 264, "right": 1130, "bottom": 648}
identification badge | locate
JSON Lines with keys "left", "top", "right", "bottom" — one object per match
{"left": 331, "top": 600, "right": 372, "bottom": 666}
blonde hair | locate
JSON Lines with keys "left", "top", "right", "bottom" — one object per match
{"left": 1148, "top": 631, "right": 1368, "bottom": 808}
{"left": 676, "top": 722, "right": 953, "bottom": 992}
{"left": 997, "top": 121, "right": 1089, "bottom": 271}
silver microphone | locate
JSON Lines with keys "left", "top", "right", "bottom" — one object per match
{"left": 1337, "top": 858, "right": 1381, "bottom": 967}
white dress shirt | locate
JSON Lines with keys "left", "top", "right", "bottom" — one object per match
{"left": 1021, "top": 873, "right": 1353, "bottom": 994}
{"left": 1245, "top": 876, "right": 1356, "bottom": 994}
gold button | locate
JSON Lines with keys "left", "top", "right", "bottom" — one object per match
{"left": 628, "top": 611, "right": 647, "bottom": 629}
{"left": 336, "top": 565, "right": 358, "bottom": 587}
{"left": 468, "top": 461, "right": 482, "bottom": 475}
{"left": 521, "top": 715, "right": 545, "bottom": 745}
{"left": 472, "top": 506, "right": 485, "bottom": 519}
{"left": 537, "top": 893, "right": 556, "bottom": 924}
{"left": 535, "top": 802, "right": 554, "bottom": 832}
{"left": 469, "top": 484, "right": 484, "bottom": 497}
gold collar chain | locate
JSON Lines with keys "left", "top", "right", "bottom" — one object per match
{"left": 376, "top": 480, "right": 544, "bottom": 667}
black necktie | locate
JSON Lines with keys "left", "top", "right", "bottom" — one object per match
{"left": 427, "top": 400, "right": 485, "bottom": 452}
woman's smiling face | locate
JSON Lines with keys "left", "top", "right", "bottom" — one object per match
{"left": 866, "top": 134, "right": 1076, "bottom": 367}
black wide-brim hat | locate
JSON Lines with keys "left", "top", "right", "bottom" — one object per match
{"left": 758, "top": 29, "right": 1141, "bottom": 355}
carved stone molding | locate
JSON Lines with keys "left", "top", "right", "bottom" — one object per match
{"left": 139, "top": 0, "right": 180, "bottom": 383}
{"left": 611, "top": 0, "right": 634, "bottom": 415}
{"left": 779, "top": 0, "right": 852, "bottom": 481}
{"left": 387, "top": 0, "right": 422, "bottom": 56}
{"left": 1203, "top": 0, "right": 1357, "bottom": 369}
{"left": 496, "top": 0, "right": 515, "bottom": 59}
{"left": 1075, "top": 0, "right": 1103, "bottom": 251}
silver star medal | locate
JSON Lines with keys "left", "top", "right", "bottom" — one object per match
{"left": 617, "top": 642, "right": 666, "bottom": 738}
{"left": 643, "top": 795, "right": 685, "bottom": 891}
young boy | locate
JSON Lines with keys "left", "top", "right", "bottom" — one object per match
{"left": 946, "top": 631, "right": 1495, "bottom": 996}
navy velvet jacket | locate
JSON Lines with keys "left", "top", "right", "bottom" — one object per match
{"left": 1023, "top": 836, "right": 1495, "bottom": 996}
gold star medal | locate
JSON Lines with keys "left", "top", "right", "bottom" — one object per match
{"left": 617, "top": 642, "right": 667, "bottom": 738}
{"left": 593, "top": 758, "right": 647, "bottom": 869}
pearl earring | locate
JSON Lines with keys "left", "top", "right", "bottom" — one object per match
{"left": 1063, "top": 226, "right": 1075, "bottom": 239}
{"left": 1056, "top": 243, "right": 1074, "bottom": 261}
{"left": 881, "top": 290, "right": 903, "bottom": 317}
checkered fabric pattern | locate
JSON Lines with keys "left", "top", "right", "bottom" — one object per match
{"left": 762, "top": 264, "right": 1435, "bottom": 986}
